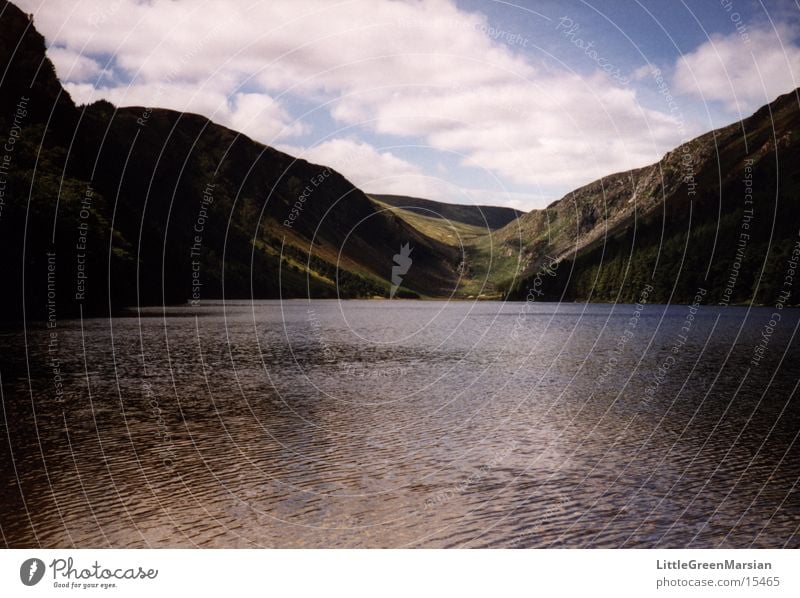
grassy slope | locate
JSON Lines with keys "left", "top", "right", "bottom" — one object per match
{"left": 502, "top": 89, "right": 800, "bottom": 304}
{"left": 369, "top": 196, "right": 520, "bottom": 297}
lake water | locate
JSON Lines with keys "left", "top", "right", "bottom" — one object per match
{"left": 1, "top": 300, "right": 798, "bottom": 548}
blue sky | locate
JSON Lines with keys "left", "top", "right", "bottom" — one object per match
{"left": 20, "top": 0, "right": 800, "bottom": 210}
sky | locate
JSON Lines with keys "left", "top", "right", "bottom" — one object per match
{"left": 16, "top": 0, "right": 800, "bottom": 211}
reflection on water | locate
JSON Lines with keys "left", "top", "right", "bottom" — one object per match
{"left": 1, "top": 300, "right": 798, "bottom": 547}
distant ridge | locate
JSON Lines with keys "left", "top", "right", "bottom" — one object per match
{"left": 370, "top": 194, "right": 522, "bottom": 230}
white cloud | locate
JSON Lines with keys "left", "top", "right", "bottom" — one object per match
{"left": 282, "top": 137, "right": 448, "bottom": 201}
{"left": 366, "top": 74, "right": 683, "bottom": 187}
{"left": 227, "top": 93, "right": 309, "bottom": 141}
{"left": 673, "top": 26, "right": 800, "bottom": 115}
{"left": 282, "top": 138, "right": 531, "bottom": 209}
{"left": 20, "top": 0, "right": 717, "bottom": 208}
{"left": 288, "top": 138, "right": 421, "bottom": 188}
{"left": 48, "top": 46, "right": 104, "bottom": 82}
{"left": 64, "top": 82, "right": 306, "bottom": 143}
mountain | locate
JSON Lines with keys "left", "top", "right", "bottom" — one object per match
{"left": 370, "top": 194, "right": 522, "bottom": 229}
{"left": 369, "top": 194, "right": 529, "bottom": 297}
{"left": 0, "top": 0, "right": 461, "bottom": 319}
{"left": 494, "top": 89, "right": 800, "bottom": 305}
{"left": 2, "top": 0, "right": 799, "bottom": 316}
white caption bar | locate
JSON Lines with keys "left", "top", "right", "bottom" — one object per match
{"left": 1, "top": 549, "right": 797, "bottom": 597}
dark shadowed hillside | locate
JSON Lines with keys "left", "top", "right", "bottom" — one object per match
{"left": 497, "top": 88, "right": 800, "bottom": 305}
{"left": 0, "top": 0, "right": 461, "bottom": 319}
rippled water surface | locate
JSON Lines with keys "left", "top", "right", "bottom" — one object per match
{"left": 1, "top": 300, "right": 799, "bottom": 547}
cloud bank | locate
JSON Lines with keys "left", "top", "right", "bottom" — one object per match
{"left": 18, "top": 0, "right": 800, "bottom": 209}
